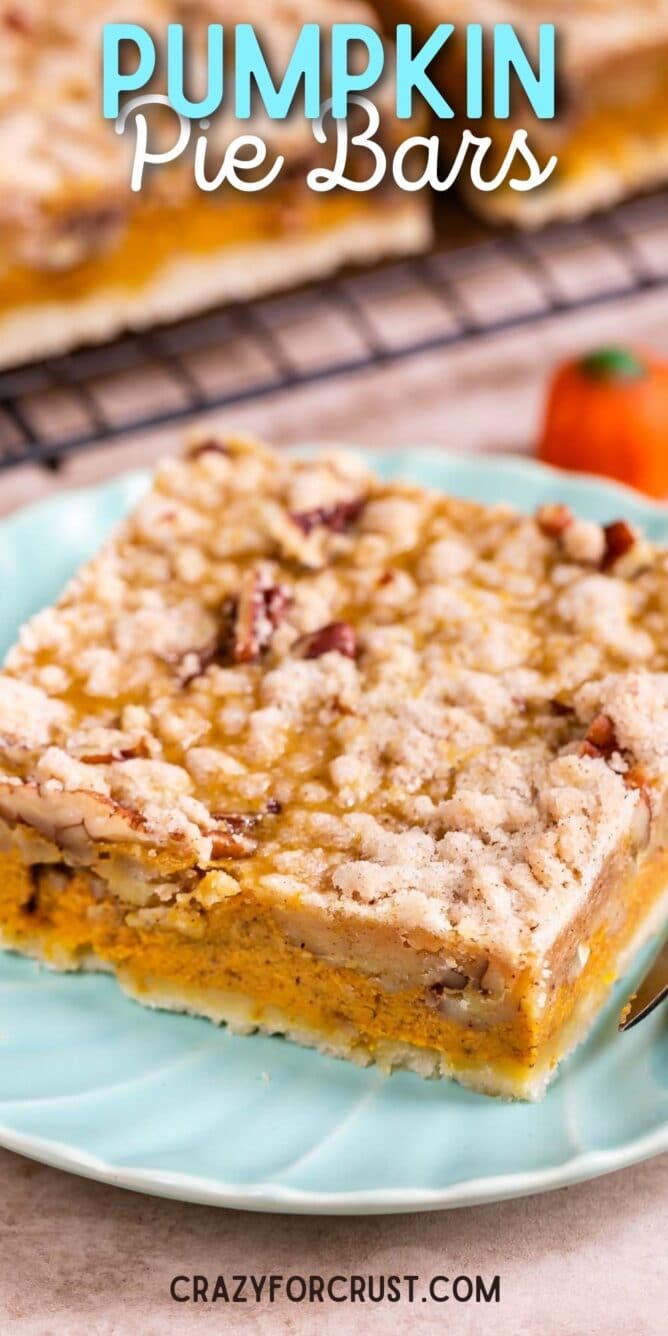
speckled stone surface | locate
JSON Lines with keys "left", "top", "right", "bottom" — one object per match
{"left": 0, "top": 1148, "right": 666, "bottom": 1334}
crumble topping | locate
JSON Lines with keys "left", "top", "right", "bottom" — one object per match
{"left": 1, "top": 434, "right": 667, "bottom": 960}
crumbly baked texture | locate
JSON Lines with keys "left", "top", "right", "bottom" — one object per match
{"left": 1, "top": 437, "right": 667, "bottom": 1098}
{"left": 0, "top": 1, "right": 430, "bottom": 365}
{"left": 377, "top": 0, "right": 668, "bottom": 224}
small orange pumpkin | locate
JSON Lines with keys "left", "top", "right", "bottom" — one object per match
{"left": 537, "top": 347, "right": 668, "bottom": 499}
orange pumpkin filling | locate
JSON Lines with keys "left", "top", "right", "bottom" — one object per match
{"left": 1, "top": 841, "right": 666, "bottom": 1098}
{"left": 0, "top": 191, "right": 392, "bottom": 314}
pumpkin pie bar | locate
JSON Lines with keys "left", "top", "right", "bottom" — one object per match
{"left": 378, "top": 0, "right": 668, "bottom": 225}
{"left": 0, "top": 0, "right": 430, "bottom": 369}
{"left": 1, "top": 437, "right": 668, "bottom": 1099}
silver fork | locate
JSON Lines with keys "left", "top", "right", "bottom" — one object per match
{"left": 619, "top": 938, "right": 668, "bottom": 1031}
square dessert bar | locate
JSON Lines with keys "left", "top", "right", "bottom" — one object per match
{"left": 0, "top": 1, "right": 430, "bottom": 368}
{"left": 1, "top": 437, "right": 667, "bottom": 1099}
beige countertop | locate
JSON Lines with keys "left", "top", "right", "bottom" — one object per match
{"left": 1, "top": 279, "right": 667, "bottom": 1335}
{"left": 0, "top": 1149, "right": 666, "bottom": 1336}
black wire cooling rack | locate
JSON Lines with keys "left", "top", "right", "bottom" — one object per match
{"left": 1, "top": 190, "right": 667, "bottom": 472}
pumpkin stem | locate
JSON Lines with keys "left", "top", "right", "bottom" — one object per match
{"left": 580, "top": 348, "right": 647, "bottom": 382}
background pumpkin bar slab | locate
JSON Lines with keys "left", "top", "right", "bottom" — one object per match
{"left": 378, "top": 0, "right": 668, "bottom": 225}
{"left": 0, "top": 1, "right": 431, "bottom": 368}
{"left": 1, "top": 436, "right": 668, "bottom": 1099}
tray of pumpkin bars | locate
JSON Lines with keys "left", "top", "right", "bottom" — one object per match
{"left": 3, "top": 1, "right": 668, "bottom": 370}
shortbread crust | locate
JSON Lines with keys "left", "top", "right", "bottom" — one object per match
{"left": 0, "top": 437, "right": 667, "bottom": 1098}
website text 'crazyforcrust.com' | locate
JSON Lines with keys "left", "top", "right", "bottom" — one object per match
{"left": 169, "top": 1273, "right": 502, "bottom": 1304}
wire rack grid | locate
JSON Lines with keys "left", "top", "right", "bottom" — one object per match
{"left": 1, "top": 191, "right": 667, "bottom": 473}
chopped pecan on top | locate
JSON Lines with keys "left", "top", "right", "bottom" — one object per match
{"left": 181, "top": 571, "right": 289, "bottom": 682}
{"left": 290, "top": 496, "right": 366, "bottom": 536}
{"left": 2, "top": 8, "right": 31, "bottom": 33}
{"left": 536, "top": 503, "right": 574, "bottom": 539}
{"left": 602, "top": 519, "right": 636, "bottom": 570}
{"left": 206, "top": 808, "right": 281, "bottom": 860}
{"left": 295, "top": 621, "right": 358, "bottom": 660}
{"left": 549, "top": 698, "right": 575, "bottom": 717}
{"left": 581, "top": 712, "right": 618, "bottom": 759}
{"left": 208, "top": 820, "right": 258, "bottom": 860}
{"left": 178, "top": 638, "right": 223, "bottom": 688}
{"left": 187, "top": 438, "right": 230, "bottom": 461}
{"left": 77, "top": 740, "right": 151, "bottom": 765}
{"left": 210, "top": 812, "right": 260, "bottom": 836}
{"left": 0, "top": 781, "right": 157, "bottom": 855}
{"left": 227, "top": 569, "right": 290, "bottom": 664}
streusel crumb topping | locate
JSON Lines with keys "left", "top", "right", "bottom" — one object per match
{"left": 1, "top": 437, "right": 667, "bottom": 960}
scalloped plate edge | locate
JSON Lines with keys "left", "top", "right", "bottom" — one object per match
{"left": 2, "top": 448, "right": 667, "bottom": 543}
{"left": 0, "top": 1118, "right": 666, "bottom": 1215}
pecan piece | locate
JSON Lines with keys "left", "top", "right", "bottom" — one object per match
{"left": 229, "top": 569, "right": 290, "bottom": 664}
{"left": 581, "top": 712, "right": 618, "bottom": 758}
{"left": 602, "top": 519, "right": 635, "bottom": 570}
{"left": 549, "top": 698, "right": 575, "bottom": 718}
{"left": 179, "top": 640, "right": 221, "bottom": 687}
{"left": 187, "top": 438, "right": 230, "bottom": 461}
{"left": 0, "top": 781, "right": 156, "bottom": 854}
{"left": 210, "top": 812, "right": 260, "bottom": 835}
{"left": 586, "top": 713, "right": 617, "bottom": 751}
{"left": 208, "top": 829, "right": 257, "bottom": 860}
{"left": 78, "top": 740, "right": 151, "bottom": 765}
{"left": 207, "top": 812, "right": 261, "bottom": 860}
{"left": 290, "top": 496, "right": 366, "bottom": 536}
{"left": 536, "top": 503, "right": 573, "bottom": 539}
{"left": 3, "top": 9, "right": 31, "bottom": 33}
{"left": 296, "top": 622, "right": 358, "bottom": 660}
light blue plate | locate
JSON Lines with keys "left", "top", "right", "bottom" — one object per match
{"left": 0, "top": 450, "right": 667, "bottom": 1215}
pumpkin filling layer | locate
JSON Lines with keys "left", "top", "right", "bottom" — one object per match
{"left": 0, "top": 837, "right": 666, "bottom": 1099}
{"left": 0, "top": 191, "right": 411, "bottom": 317}
{"left": 553, "top": 83, "right": 668, "bottom": 182}
{"left": 1, "top": 435, "right": 668, "bottom": 1100}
